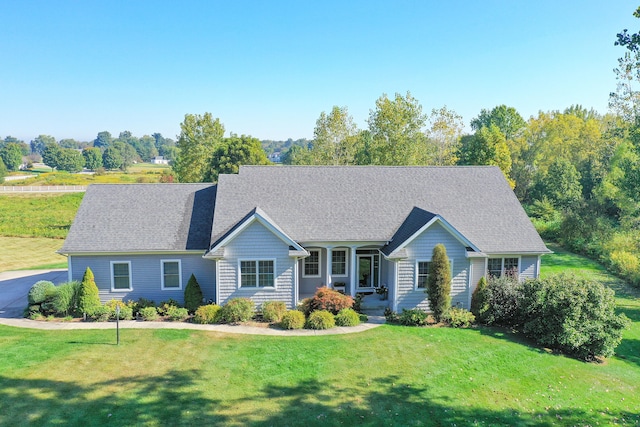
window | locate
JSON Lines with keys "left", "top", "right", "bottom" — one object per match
{"left": 111, "top": 261, "right": 131, "bottom": 291}
{"left": 161, "top": 260, "right": 182, "bottom": 290}
{"left": 240, "top": 260, "right": 275, "bottom": 288}
{"left": 417, "top": 261, "right": 431, "bottom": 289}
{"left": 488, "top": 257, "right": 519, "bottom": 277}
{"left": 331, "top": 249, "right": 347, "bottom": 276}
{"left": 303, "top": 249, "right": 321, "bottom": 277}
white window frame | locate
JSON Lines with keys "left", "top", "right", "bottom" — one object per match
{"left": 414, "top": 258, "right": 454, "bottom": 291}
{"left": 302, "top": 249, "right": 321, "bottom": 278}
{"left": 238, "top": 259, "right": 276, "bottom": 289}
{"left": 487, "top": 257, "right": 520, "bottom": 278}
{"left": 331, "top": 249, "right": 348, "bottom": 277}
{"left": 110, "top": 261, "right": 132, "bottom": 292}
{"left": 161, "top": 259, "right": 182, "bottom": 290}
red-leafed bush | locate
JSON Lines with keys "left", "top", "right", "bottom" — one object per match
{"left": 301, "top": 287, "right": 354, "bottom": 315}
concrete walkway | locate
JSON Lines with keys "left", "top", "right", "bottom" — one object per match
{"left": 0, "top": 269, "right": 385, "bottom": 336}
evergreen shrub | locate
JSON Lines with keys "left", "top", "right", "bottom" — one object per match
{"left": 139, "top": 306, "right": 159, "bottom": 321}
{"left": 194, "top": 304, "right": 220, "bottom": 324}
{"left": 78, "top": 267, "right": 101, "bottom": 316}
{"left": 305, "top": 310, "right": 335, "bottom": 330}
{"left": 217, "top": 298, "right": 254, "bottom": 323}
{"left": 184, "top": 274, "right": 203, "bottom": 313}
{"left": 335, "top": 308, "right": 361, "bottom": 326}
{"left": 51, "top": 281, "right": 81, "bottom": 316}
{"left": 398, "top": 308, "right": 428, "bottom": 326}
{"left": 166, "top": 306, "right": 189, "bottom": 321}
{"left": 443, "top": 307, "right": 476, "bottom": 328}
{"left": 28, "top": 280, "right": 55, "bottom": 305}
{"left": 280, "top": 310, "right": 305, "bottom": 329}
{"left": 261, "top": 301, "right": 287, "bottom": 323}
{"left": 426, "top": 244, "right": 452, "bottom": 322}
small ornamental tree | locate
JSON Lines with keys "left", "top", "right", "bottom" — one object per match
{"left": 184, "top": 274, "right": 203, "bottom": 313}
{"left": 470, "top": 276, "right": 489, "bottom": 321}
{"left": 78, "top": 267, "right": 101, "bottom": 316}
{"left": 426, "top": 244, "right": 451, "bottom": 322}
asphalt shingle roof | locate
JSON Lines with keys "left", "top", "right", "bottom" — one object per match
{"left": 61, "top": 183, "right": 216, "bottom": 253}
{"left": 211, "top": 166, "right": 548, "bottom": 254}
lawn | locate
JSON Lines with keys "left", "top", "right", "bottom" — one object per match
{"left": 0, "top": 247, "right": 639, "bottom": 426}
{"left": 0, "top": 237, "right": 66, "bottom": 271}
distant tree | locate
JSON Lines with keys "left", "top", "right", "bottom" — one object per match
{"left": 135, "top": 135, "right": 159, "bottom": 162}
{"left": 94, "top": 131, "right": 113, "bottom": 149}
{"left": 159, "top": 145, "right": 178, "bottom": 162}
{"left": 41, "top": 143, "right": 62, "bottom": 169}
{"left": 307, "top": 106, "right": 359, "bottom": 165}
{"left": 102, "top": 145, "right": 123, "bottom": 170}
{"left": 55, "top": 148, "right": 85, "bottom": 172}
{"left": 457, "top": 125, "right": 512, "bottom": 184}
{"left": 0, "top": 143, "right": 24, "bottom": 171}
{"left": 0, "top": 157, "right": 7, "bottom": 183}
{"left": 112, "top": 141, "right": 138, "bottom": 171}
{"left": 470, "top": 105, "right": 526, "bottom": 141}
{"left": 173, "top": 112, "right": 225, "bottom": 182}
{"left": 426, "top": 244, "right": 452, "bottom": 322}
{"left": 425, "top": 105, "right": 464, "bottom": 165}
{"left": 58, "top": 138, "right": 81, "bottom": 149}
{"left": 204, "top": 135, "right": 270, "bottom": 182}
{"left": 367, "top": 91, "right": 427, "bottom": 165}
{"left": 30, "top": 135, "right": 56, "bottom": 155}
{"left": 3, "top": 136, "right": 22, "bottom": 144}
{"left": 535, "top": 158, "right": 583, "bottom": 210}
{"left": 83, "top": 147, "right": 103, "bottom": 170}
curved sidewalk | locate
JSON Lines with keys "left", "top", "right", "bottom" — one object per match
{"left": 0, "top": 316, "right": 385, "bottom": 336}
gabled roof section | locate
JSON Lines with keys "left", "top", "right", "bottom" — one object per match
{"left": 381, "top": 207, "right": 479, "bottom": 258}
{"left": 60, "top": 183, "right": 216, "bottom": 254}
{"left": 205, "top": 207, "right": 305, "bottom": 258}
{"left": 211, "top": 166, "right": 549, "bottom": 254}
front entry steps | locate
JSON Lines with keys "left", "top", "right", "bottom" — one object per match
{"left": 358, "top": 293, "right": 388, "bottom": 316}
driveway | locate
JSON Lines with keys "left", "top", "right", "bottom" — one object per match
{"left": 0, "top": 270, "right": 68, "bottom": 318}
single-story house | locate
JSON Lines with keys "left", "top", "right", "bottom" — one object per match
{"left": 59, "top": 166, "right": 550, "bottom": 312}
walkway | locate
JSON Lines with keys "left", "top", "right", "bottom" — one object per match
{"left": 0, "top": 269, "right": 385, "bottom": 336}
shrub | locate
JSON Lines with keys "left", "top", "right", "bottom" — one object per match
{"left": 303, "top": 287, "right": 354, "bottom": 315}
{"left": 139, "top": 306, "right": 159, "bottom": 321}
{"left": 184, "top": 274, "right": 203, "bottom": 313}
{"left": 520, "top": 274, "right": 630, "bottom": 360}
{"left": 105, "top": 300, "right": 134, "bottom": 320}
{"left": 157, "top": 299, "right": 181, "bottom": 316}
{"left": 426, "top": 244, "right": 452, "bottom": 322}
{"left": 305, "top": 310, "right": 335, "bottom": 330}
{"left": 51, "top": 281, "right": 81, "bottom": 316}
{"left": 89, "top": 305, "right": 111, "bottom": 322}
{"left": 384, "top": 307, "right": 399, "bottom": 323}
{"left": 443, "top": 307, "right": 475, "bottom": 328}
{"left": 280, "top": 310, "right": 305, "bottom": 330}
{"left": 398, "top": 308, "right": 428, "bottom": 326}
{"left": 194, "top": 304, "right": 221, "bottom": 324}
{"left": 470, "top": 276, "right": 489, "bottom": 320}
{"left": 261, "top": 301, "right": 287, "bottom": 323}
{"left": 78, "top": 267, "right": 101, "bottom": 316}
{"left": 217, "top": 298, "right": 254, "bottom": 324}
{"left": 480, "top": 274, "right": 523, "bottom": 326}
{"left": 335, "top": 308, "right": 361, "bottom": 326}
{"left": 28, "top": 280, "right": 56, "bottom": 305}
{"left": 129, "top": 298, "right": 155, "bottom": 316}
{"left": 166, "top": 306, "right": 189, "bottom": 321}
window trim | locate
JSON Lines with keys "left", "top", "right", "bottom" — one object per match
{"left": 238, "top": 258, "right": 276, "bottom": 289}
{"left": 302, "top": 249, "right": 321, "bottom": 278}
{"left": 110, "top": 261, "right": 132, "bottom": 292}
{"left": 331, "top": 249, "right": 348, "bottom": 277}
{"left": 487, "top": 256, "right": 521, "bottom": 278}
{"left": 161, "top": 259, "right": 182, "bottom": 290}
{"left": 414, "top": 258, "right": 454, "bottom": 291}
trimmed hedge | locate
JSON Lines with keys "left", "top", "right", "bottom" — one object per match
{"left": 194, "top": 304, "right": 220, "bottom": 324}
{"left": 51, "top": 281, "right": 81, "bottom": 317}
{"left": 305, "top": 310, "right": 335, "bottom": 330}
{"left": 28, "top": 281, "right": 55, "bottom": 305}
{"left": 335, "top": 308, "right": 361, "bottom": 326}
{"left": 280, "top": 310, "right": 305, "bottom": 329}
{"left": 261, "top": 301, "right": 287, "bottom": 323}
{"left": 217, "top": 298, "right": 254, "bottom": 324}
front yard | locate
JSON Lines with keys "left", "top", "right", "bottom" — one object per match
{"left": 0, "top": 245, "right": 639, "bottom": 426}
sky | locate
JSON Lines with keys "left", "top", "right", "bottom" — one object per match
{"left": 0, "top": 1, "right": 637, "bottom": 142}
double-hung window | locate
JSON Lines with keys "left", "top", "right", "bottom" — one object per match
{"left": 240, "top": 260, "right": 275, "bottom": 288}
{"left": 331, "top": 249, "right": 347, "bottom": 276}
{"left": 417, "top": 261, "right": 431, "bottom": 289}
{"left": 111, "top": 261, "right": 132, "bottom": 291}
{"left": 303, "top": 249, "right": 321, "bottom": 277}
{"left": 161, "top": 260, "right": 182, "bottom": 290}
{"left": 487, "top": 257, "right": 519, "bottom": 277}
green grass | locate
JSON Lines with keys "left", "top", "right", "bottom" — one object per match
{"left": 0, "top": 237, "right": 66, "bottom": 272}
{"left": 0, "top": 246, "right": 639, "bottom": 425}
{"left": 0, "top": 193, "right": 83, "bottom": 239}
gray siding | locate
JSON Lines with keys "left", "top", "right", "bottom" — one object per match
{"left": 520, "top": 256, "right": 538, "bottom": 279}
{"left": 298, "top": 247, "right": 326, "bottom": 297}
{"left": 469, "top": 258, "right": 486, "bottom": 306}
{"left": 217, "top": 220, "right": 296, "bottom": 308}
{"left": 396, "top": 222, "right": 470, "bottom": 311}
{"left": 69, "top": 253, "right": 216, "bottom": 304}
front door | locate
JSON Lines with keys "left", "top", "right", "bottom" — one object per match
{"left": 357, "top": 255, "right": 378, "bottom": 289}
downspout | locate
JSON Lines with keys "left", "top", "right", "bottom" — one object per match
{"left": 67, "top": 255, "right": 73, "bottom": 282}
{"left": 293, "top": 258, "right": 299, "bottom": 308}
{"left": 392, "top": 260, "right": 399, "bottom": 313}
{"left": 214, "top": 259, "right": 220, "bottom": 305}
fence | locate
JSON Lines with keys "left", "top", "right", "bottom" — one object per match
{"left": 0, "top": 185, "right": 87, "bottom": 193}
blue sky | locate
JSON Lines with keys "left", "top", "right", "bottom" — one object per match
{"left": 0, "top": 1, "right": 636, "bottom": 142}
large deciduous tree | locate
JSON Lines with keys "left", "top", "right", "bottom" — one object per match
{"left": 93, "top": 131, "right": 113, "bottom": 149}
{"left": 30, "top": 135, "right": 56, "bottom": 155}
{"left": 204, "top": 135, "right": 270, "bottom": 182}
{"left": 470, "top": 105, "right": 526, "bottom": 141}
{"left": 173, "top": 113, "right": 225, "bottom": 182}
{"left": 0, "top": 143, "right": 24, "bottom": 171}
{"left": 83, "top": 147, "right": 103, "bottom": 170}
{"left": 310, "top": 106, "right": 360, "bottom": 165}
{"left": 367, "top": 91, "right": 427, "bottom": 165}
{"left": 425, "top": 105, "right": 464, "bottom": 165}
{"left": 457, "top": 125, "right": 512, "bottom": 185}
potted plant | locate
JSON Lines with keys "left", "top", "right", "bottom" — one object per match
{"left": 375, "top": 285, "right": 388, "bottom": 300}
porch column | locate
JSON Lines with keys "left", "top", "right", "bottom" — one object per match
{"left": 326, "top": 247, "right": 333, "bottom": 288}
{"left": 350, "top": 245, "right": 357, "bottom": 297}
